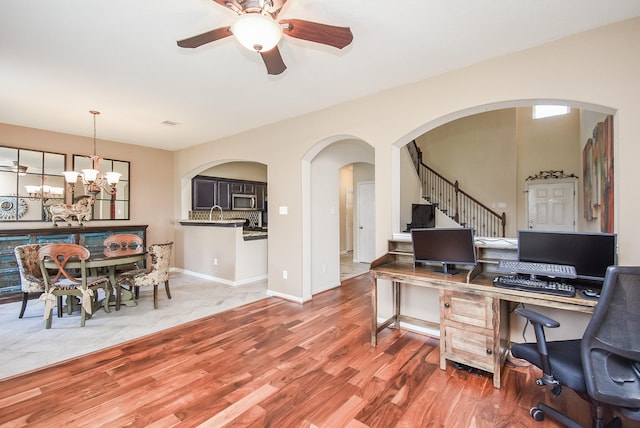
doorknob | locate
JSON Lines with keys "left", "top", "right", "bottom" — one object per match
{"left": 359, "top": 226, "right": 363, "bottom": 229}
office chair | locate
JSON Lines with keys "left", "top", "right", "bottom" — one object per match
{"left": 511, "top": 265, "right": 640, "bottom": 428}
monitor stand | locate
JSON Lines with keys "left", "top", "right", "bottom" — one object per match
{"left": 432, "top": 263, "right": 459, "bottom": 276}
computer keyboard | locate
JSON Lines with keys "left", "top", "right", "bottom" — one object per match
{"left": 493, "top": 275, "right": 576, "bottom": 297}
{"left": 498, "top": 260, "right": 577, "bottom": 278}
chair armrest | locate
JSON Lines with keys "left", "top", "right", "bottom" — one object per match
{"left": 515, "top": 307, "right": 560, "bottom": 328}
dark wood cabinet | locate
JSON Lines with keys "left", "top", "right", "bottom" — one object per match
{"left": 256, "top": 184, "right": 267, "bottom": 210}
{"left": 192, "top": 176, "right": 266, "bottom": 211}
{"left": 217, "top": 181, "right": 231, "bottom": 210}
{"left": 192, "top": 177, "right": 216, "bottom": 210}
{"left": 0, "top": 225, "right": 147, "bottom": 297}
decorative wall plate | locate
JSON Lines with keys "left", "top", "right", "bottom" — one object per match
{"left": 0, "top": 197, "right": 28, "bottom": 220}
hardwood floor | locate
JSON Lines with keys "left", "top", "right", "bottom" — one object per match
{"left": 0, "top": 274, "right": 601, "bottom": 427}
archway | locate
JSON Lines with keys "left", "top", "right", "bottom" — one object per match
{"left": 391, "top": 100, "right": 617, "bottom": 238}
{"left": 302, "top": 136, "right": 374, "bottom": 299}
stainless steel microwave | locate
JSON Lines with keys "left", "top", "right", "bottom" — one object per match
{"left": 232, "top": 194, "right": 256, "bottom": 210}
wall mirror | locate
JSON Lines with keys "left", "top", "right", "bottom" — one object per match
{"left": 0, "top": 146, "right": 66, "bottom": 222}
{"left": 72, "top": 155, "right": 130, "bottom": 220}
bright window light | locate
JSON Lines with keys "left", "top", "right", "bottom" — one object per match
{"left": 533, "top": 105, "right": 570, "bottom": 119}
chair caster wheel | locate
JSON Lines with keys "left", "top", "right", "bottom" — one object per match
{"left": 530, "top": 407, "right": 544, "bottom": 421}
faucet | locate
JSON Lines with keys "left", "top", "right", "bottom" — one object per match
{"left": 209, "top": 205, "right": 223, "bottom": 221}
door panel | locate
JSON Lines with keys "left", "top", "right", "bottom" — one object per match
{"left": 527, "top": 181, "right": 576, "bottom": 231}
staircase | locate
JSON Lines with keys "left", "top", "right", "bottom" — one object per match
{"left": 408, "top": 141, "right": 506, "bottom": 237}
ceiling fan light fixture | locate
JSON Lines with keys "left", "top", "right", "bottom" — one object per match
{"left": 231, "top": 13, "right": 282, "bottom": 52}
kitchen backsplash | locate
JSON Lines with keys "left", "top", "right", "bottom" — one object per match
{"left": 189, "top": 210, "right": 262, "bottom": 227}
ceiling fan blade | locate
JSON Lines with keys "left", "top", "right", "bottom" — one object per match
{"left": 177, "top": 27, "right": 232, "bottom": 48}
{"left": 260, "top": 47, "right": 287, "bottom": 75}
{"left": 280, "top": 19, "right": 353, "bottom": 49}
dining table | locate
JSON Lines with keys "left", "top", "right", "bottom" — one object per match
{"left": 43, "top": 248, "right": 147, "bottom": 310}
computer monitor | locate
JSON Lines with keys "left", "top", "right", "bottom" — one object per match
{"left": 517, "top": 230, "right": 617, "bottom": 285}
{"left": 410, "top": 204, "right": 435, "bottom": 229}
{"left": 411, "top": 227, "right": 477, "bottom": 275}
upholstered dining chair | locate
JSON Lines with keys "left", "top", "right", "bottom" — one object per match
{"left": 14, "top": 244, "right": 45, "bottom": 318}
{"left": 38, "top": 243, "right": 111, "bottom": 328}
{"left": 116, "top": 241, "right": 173, "bottom": 309}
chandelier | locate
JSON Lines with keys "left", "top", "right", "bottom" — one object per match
{"left": 63, "top": 111, "right": 121, "bottom": 196}
{"left": 24, "top": 183, "right": 64, "bottom": 200}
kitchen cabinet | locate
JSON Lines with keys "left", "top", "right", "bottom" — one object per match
{"left": 217, "top": 181, "right": 231, "bottom": 210}
{"left": 192, "top": 177, "right": 216, "bottom": 210}
{"left": 256, "top": 184, "right": 267, "bottom": 210}
{"left": 192, "top": 176, "right": 266, "bottom": 211}
{"left": 231, "top": 182, "right": 256, "bottom": 195}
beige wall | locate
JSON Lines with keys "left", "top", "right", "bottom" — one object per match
{"left": 416, "top": 109, "right": 518, "bottom": 235}
{"left": 173, "top": 18, "right": 639, "bottom": 343}
{"left": 2, "top": 18, "right": 638, "bottom": 318}
{"left": 174, "top": 18, "right": 640, "bottom": 304}
{"left": 200, "top": 161, "right": 267, "bottom": 182}
{"left": 414, "top": 106, "right": 585, "bottom": 236}
{"left": 0, "top": 123, "right": 175, "bottom": 248}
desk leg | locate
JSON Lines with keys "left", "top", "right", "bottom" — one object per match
{"left": 393, "top": 281, "right": 401, "bottom": 328}
{"left": 371, "top": 276, "right": 378, "bottom": 346}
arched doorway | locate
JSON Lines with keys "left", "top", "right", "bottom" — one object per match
{"left": 302, "top": 137, "right": 374, "bottom": 297}
{"left": 392, "top": 100, "right": 616, "bottom": 238}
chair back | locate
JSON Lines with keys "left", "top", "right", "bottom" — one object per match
{"left": 38, "top": 243, "right": 90, "bottom": 286}
{"left": 581, "top": 265, "right": 640, "bottom": 409}
{"left": 104, "top": 233, "right": 144, "bottom": 257}
{"left": 14, "top": 244, "right": 44, "bottom": 292}
{"left": 147, "top": 242, "right": 173, "bottom": 284}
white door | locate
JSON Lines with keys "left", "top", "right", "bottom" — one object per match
{"left": 357, "top": 182, "right": 375, "bottom": 263}
{"left": 526, "top": 180, "right": 577, "bottom": 231}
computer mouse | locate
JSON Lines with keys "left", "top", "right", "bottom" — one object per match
{"left": 582, "top": 289, "right": 600, "bottom": 298}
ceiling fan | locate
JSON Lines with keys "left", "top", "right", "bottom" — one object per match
{"left": 177, "top": 0, "right": 353, "bottom": 75}
{"left": 0, "top": 160, "right": 29, "bottom": 174}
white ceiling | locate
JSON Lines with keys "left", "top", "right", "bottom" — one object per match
{"left": 1, "top": 1, "right": 638, "bottom": 151}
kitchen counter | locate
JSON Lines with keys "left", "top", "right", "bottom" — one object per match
{"left": 178, "top": 221, "right": 267, "bottom": 285}
{"left": 179, "top": 220, "right": 267, "bottom": 241}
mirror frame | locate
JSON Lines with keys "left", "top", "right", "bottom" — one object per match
{"left": 0, "top": 145, "right": 66, "bottom": 222}
{"left": 71, "top": 154, "right": 130, "bottom": 220}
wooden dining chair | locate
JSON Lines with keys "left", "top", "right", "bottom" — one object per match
{"left": 38, "top": 243, "right": 111, "bottom": 329}
{"left": 116, "top": 242, "right": 173, "bottom": 309}
{"left": 103, "top": 233, "right": 144, "bottom": 256}
{"left": 14, "top": 244, "right": 45, "bottom": 318}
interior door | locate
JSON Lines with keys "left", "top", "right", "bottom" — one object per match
{"left": 357, "top": 181, "right": 375, "bottom": 263}
{"left": 526, "top": 180, "right": 577, "bottom": 231}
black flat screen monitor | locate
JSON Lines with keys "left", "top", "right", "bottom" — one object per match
{"left": 411, "top": 227, "right": 477, "bottom": 275}
{"left": 517, "top": 230, "right": 617, "bottom": 284}
{"left": 411, "top": 204, "right": 435, "bottom": 229}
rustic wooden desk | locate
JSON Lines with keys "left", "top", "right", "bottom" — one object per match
{"left": 370, "top": 255, "right": 597, "bottom": 389}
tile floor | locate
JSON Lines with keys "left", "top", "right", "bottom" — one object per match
{"left": 0, "top": 273, "right": 268, "bottom": 380}
{"left": 1, "top": 257, "right": 370, "bottom": 381}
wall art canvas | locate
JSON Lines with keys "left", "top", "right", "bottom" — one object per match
{"left": 582, "top": 115, "right": 614, "bottom": 232}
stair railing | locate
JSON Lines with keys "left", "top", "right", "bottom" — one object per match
{"left": 408, "top": 141, "right": 506, "bottom": 237}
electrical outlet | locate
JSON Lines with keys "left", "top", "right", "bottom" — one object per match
{"left": 213, "top": 258, "right": 218, "bottom": 266}
{"left": 282, "top": 270, "right": 288, "bottom": 279}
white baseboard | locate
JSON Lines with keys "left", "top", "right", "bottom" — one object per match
{"left": 266, "top": 289, "right": 308, "bottom": 304}
{"left": 171, "top": 268, "right": 266, "bottom": 287}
